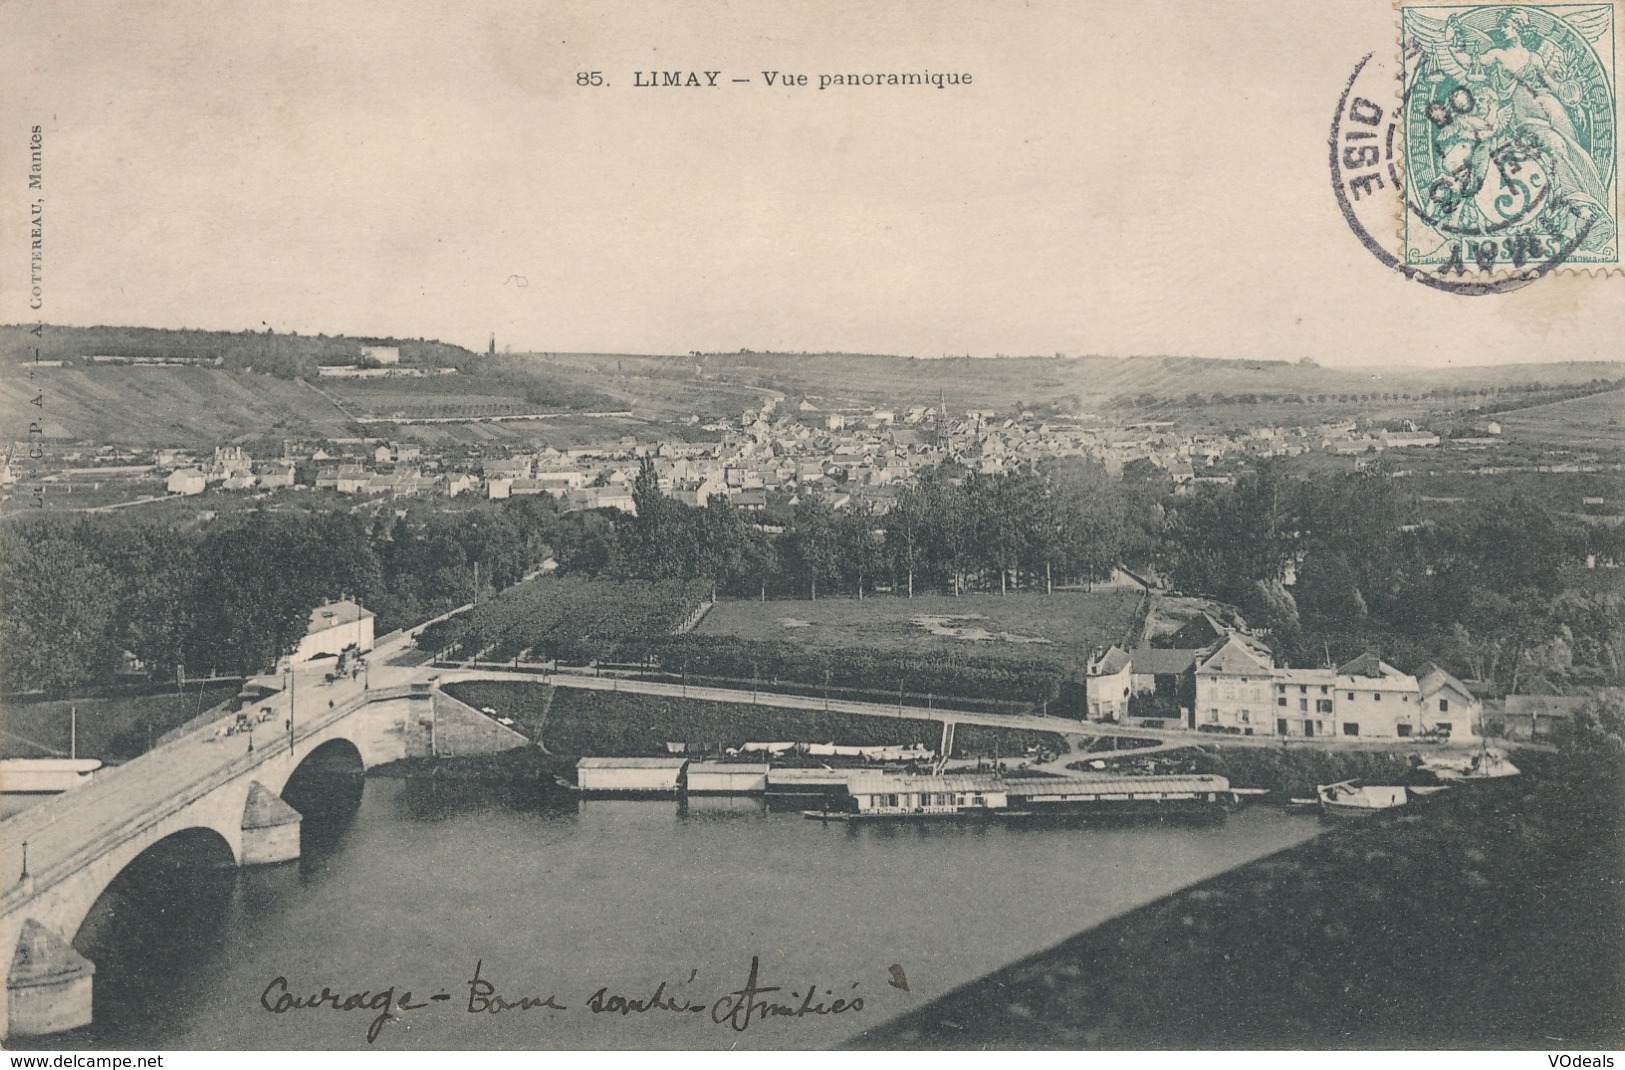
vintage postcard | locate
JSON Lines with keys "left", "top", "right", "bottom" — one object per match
{"left": 0, "top": 0, "right": 1621, "bottom": 1059}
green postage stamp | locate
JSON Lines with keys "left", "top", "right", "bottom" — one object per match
{"left": 1400, "top": 0, "right": 1621, "bottom": 270}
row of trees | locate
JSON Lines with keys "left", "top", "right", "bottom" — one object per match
{"left": 1163, "top": 462, "right": 1624, "bottom": 691}
{"left": 561, "top": 457, "right": 1161, "bottom": 600}
{"left": 0, "top": 324, "right": 477, "bottom": 380}
{"left": 4, "top": 452, "right": 1618, "bottom": 700}
{"left": 0, "top": 497, "right": 559, "bottom": 693}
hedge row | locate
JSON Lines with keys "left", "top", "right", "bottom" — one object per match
{"left": 636, "top": 633, "right": 1071, "bottom": 708}
{"left": 418, "top": 576, "right": 708, "bottom": 662}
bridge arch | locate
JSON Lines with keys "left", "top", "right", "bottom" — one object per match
{"left": 2, "top": 684, "right": 442, "bottom": 1040}
{"left": 279, "top": 737, "right": 366, "bottom": 831}
{"left": 69, "top": 825, "right": 240, "bottom": 1024}
{"left": 73, "top": 825, "right": 238, "bottom": 948}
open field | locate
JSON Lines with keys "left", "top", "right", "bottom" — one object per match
{"left": 418, "top": 576, "right": 710, "bottom": 661}
{"left": 0, "top": 478, "right": 167, "bottom": 516}
{"left": 1405, "top": 467, "right": 1625, "bottom": 519}
{"left": 1491, "top": 387, "right": 1625, "bottom": 448}
{"left": 694, "top": 590, "right": 1144, "bottom": 672}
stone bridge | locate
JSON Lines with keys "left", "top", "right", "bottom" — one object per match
{"left": 0, "top": 669, "right": 523, "bottom": 1041}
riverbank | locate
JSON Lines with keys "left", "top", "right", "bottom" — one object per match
{"left": 850, "top": 747, "right": 1625, "bottom": 1048}
{"left": 369, "top": 746, "right": 576, "bottom": 783}
{"left": 441, "top": 680, "right": 1069, "bottom": 760}
{"left": 1191, "top": 745, "right": 1427, "bottom": 796}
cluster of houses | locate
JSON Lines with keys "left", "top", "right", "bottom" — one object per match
{"left": 137, "top": 389, "right": 1483, "bottom": 511}
{"left": 1086, "top": 613, "right": 1481, "bottom": 741}
{"left": 165, "top": 446, "right": 292, "bottom": 496}
{"left": 63, "top": 391, "right": 1531, "bottom": 516}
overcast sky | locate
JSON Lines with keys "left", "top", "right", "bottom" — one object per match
{"left": 3, "top": 0, "right": 1622, "bottom": 365}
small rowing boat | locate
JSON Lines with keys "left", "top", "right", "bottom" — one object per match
{"left": 1316, "top": 779, "right": 1410, "bottom": 818}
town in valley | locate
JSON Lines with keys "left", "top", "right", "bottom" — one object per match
{"left": 1, "top": 324, "right": 1621, "bottom": 1049}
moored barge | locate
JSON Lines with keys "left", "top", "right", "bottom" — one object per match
{"left": 803, "top": 771, "right": 1240, "bottom": 822}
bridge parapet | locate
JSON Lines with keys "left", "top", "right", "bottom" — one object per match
{"left": 1, "top": 684, "right": 420, "bottom": 916}
{"left": 0, "top": 680, "right": 442, "bottom": 1041}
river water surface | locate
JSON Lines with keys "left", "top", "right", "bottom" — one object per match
{"left": 40, "top": 778, "right": 1323, "bottom": 1050}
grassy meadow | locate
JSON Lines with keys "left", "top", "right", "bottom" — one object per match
{"left": 694, "top": 589, "right": 1144, "bottom": 674}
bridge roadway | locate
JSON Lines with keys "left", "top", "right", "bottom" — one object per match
{"left": 1, "top": 631, "right": 424, "bottom": 904}
{"left": 0, "top": 629, "right": 432, "bottom": 1039}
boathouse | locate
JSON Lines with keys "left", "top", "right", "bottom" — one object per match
{"left": 685, "top": 762, "right": 770, "bottom": 795}
{"left": 576, "top": 757, "right": 689, "bottom": 795}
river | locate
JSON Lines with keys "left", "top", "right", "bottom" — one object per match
{"left": 34, "top": 777, "right": 1323, "bottom": 1050}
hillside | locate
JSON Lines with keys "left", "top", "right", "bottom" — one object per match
{"left": 6, "top": 324, "right": 1621, "bottom": 448}
{"left": 1, "top": 366, "right": 360, "bottom": 446}
{"left": 524, "top": 351, "right": 1625, "bottom": 419}
{"left": 0, "top": 326, "right": 624, "bottom": 448}
{"left": 1491, "top": 387, "right": 1625, "bottom": 447}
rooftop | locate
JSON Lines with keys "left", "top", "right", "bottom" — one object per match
{"left": 843, "top": 773, "right": 1009, "bottom": 794}
{"left": 306, "top": 600, "right": 375, "bottom": 634}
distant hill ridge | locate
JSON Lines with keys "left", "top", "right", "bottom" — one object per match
{"left": 4, "top": 325, "right": 1620, "bottom": 448}
{"left": 529, "top": 349, "right": 1625, "bottom": 414}
{"left": 1, "top": 324, "right": 475, "bottom": 379}
{"left": 0, "top": 325, "right": 621, "bottom": 448}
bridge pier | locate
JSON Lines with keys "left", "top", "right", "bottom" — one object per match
{"left": 0, "top": 684, "right": 426, "bottom": 1042}
{"left": 7, "top": 919, "right": 94, "bottom": 1037}
{"left": 240, "top": 781, "right": 302, "bottom": 866}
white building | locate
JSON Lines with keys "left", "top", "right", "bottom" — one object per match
{"left": 360, "top": 345, "right": 400, "bottom": 365}
{"left": 1413, "top": 662, "right": 1481, "bottom": 740}
{"left": 1323, "top": 653, "right": 1420, "bottom": 739}
{"left": 166, "top": 468, "right": 206, "bottom": 496}
{"left": 293, "top": 600, "right": 375, "bottom": 662}
{"left": 1085, "top": 646, "right": 1133, "bottom": 721}
{"left": 1193, "top": 636, "right": 1278, "bottom": 734}
{"left": 1194, "top": 642, "right": 1478, "bottom": 740}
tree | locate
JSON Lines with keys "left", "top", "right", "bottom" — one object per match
{"left": 920, "top": 468, "right": 974, "bottom": 596}
{"left": 1295, "top": 550, "right": 1368, "bottom": 630}
{"left": 837, "top": 500, "right": 884, "bottom": 598}
{"left": 552, "top": 509, "right": 622, "bottom": 576}
{"left": 885, "top": 485, "right": 928, "bottom": 597}
{"left": 786, "top": 494, "right": 840, "bottom": 600}
{"left": 0, "top": 530, "right": 121, "bottom": 691}
{"left": 1248, "top": 578, "right": 1304, "bottom": 662}
{"left": 965, "top": 470, "right": 1034, "bottom": 595}
{"left": 626, "top": 459, "right": 701, "bottom": 580}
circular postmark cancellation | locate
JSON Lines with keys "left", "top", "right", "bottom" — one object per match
{"left": 1332, "top": 1, "right": 1621, "bottom": 293}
